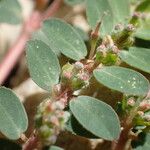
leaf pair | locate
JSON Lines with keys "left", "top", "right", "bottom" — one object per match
{"left": 27, "top": 19, "right": 87, "bottom": 91}
{"left": 68, "top": 65, "right": 149, "bottom": 140}
{"left": 28, "top": 19, "right": 150, "bottom": 96}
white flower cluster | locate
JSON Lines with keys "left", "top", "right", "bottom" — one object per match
{"left": 35, "top": 99, "right": 70, "bottom": 145}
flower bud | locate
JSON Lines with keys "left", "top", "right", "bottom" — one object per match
{"left": 78, "top": 72, "right": 90, "bottom": 81}
{"left": 97, "top": 45, "right": 106, "bottom": 51}
{"left": 143, "top": 115, "right": 150, "bottom": 122}
{"left": 130, "top": 12, "right": 141, "bottom": 26}
{"left": 127, "top": 98, "right": 135, "bottom": 107}
{"left": 53, "top": 84, "right": 62, "bottom": 97}
{"left": 63, "top": 72, "right": 72, "bottom": 79}
{"left": 74, "top": 62, "right": 84, "bottom": 70}
{"left": 137, "top": 111, "right": 144, "bottom": 116}
{"left": 91, "top": 21, "right": 101, "bottom": 40}
{"left": 114, "top": 23, "right": 124, "bottom": 31}
{"left": 125, "top": 24, "right": 135, "bottom": 32}
{"left": 139, "top": 100, "right": 150, "bottom": 111}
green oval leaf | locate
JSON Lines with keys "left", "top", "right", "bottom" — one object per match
{"left": 119, "top": 47, "right": 150, "bottom": 73}
{"left": 0, "top": 87, "right": 28, "bottom": 139}
{"left": 32, "top": 27, "right": 60, "bottom": 56}
{"left": 69, "top": 96, "right": 121, "bottom": 140}
{"left": 94, "top": 66, "right": 149, "bottom": 96}
{"left": 0, "top": 0, "right": 22, "bottom": 24}
{"left": 26, "top": 40, "right": 61, "bottom": 91}
{"left": 136, "top": 0, "right": 150, "bottom": 12}
{"left": 65, "top": 0, "right": 85, "bottom": 5}
{"left": 33, "top": 18, "right": 87, "bottom": 60}
{"left": 86, "top": 0, "right": 130, "bottom": 36}
{"left": 135, "top": 28, "right": 150, "bottom": 41}
{"left": 49, "top": 146, "right": 64, "bottom": 150}
{"left": 134, "top": 17, "right": 150, "bottom": 41}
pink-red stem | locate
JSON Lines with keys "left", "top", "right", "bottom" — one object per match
{"left": 0, "top": 0, "right": 63, "bottom": 85}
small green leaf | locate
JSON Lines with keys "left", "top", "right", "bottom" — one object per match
{"left": 69, "top": 96, "right": 121, "bottom": 140}
{"left": 136, "top": 0, "right": 150, "bottom": 12}
{"left": 94, "top": 66, "right": 149, "bottom": 96}
{"left": 86, "top": 0, "right": 130, "bottom": 36}
{"left": 65, "top": 0, "right": 85, "bottom": 5}
{"left": 0, "top": 87, "right": 28, "bottom": 140}
{"left": 134, "top": 17, "right": 150, "bottom": 41}
{"left": 49, "top": 146, "right": 64, "bottom": 150}
{"left": 119, "top": 47, "right": 150, "bottom": 73}
{"left": 135, "top": 28, "right": 150, "bottom": 41}
{"left": 0, "top": 0, "right": 22, "bottom": 24}
{"left": 26, "top": 40, "right": 61, "bottom": 91}
{"left": 33, "top": 18, "right": 87, "bottom": 60}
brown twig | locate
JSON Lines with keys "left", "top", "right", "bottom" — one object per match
{"left": 0, "top": 0, "right": 63, "bottom": 85}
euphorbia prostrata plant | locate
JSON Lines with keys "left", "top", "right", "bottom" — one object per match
{"left": 0, "top": 0, "right": 150, "bottom": 150}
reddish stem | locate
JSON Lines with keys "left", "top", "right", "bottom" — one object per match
{"left": 42, "top": 0, "right": 63, "bottom": 20}
{"left": 112, "top": 125, "right": 132, "bottom": 150}
{"left": 0, "top": 31, "right": 29, "bottom": 85}
{"left": 0, "top": 0, "right": 63, "bottom": 85}
{"left": 0, "top": 11, "right": 41, "bottom": 85}
{"left": 22, "top": 132, "right": 39, "bottom": 150}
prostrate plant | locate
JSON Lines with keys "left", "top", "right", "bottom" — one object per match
{"left": 0, "top": 0, "right": 150, "bottom": 150}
